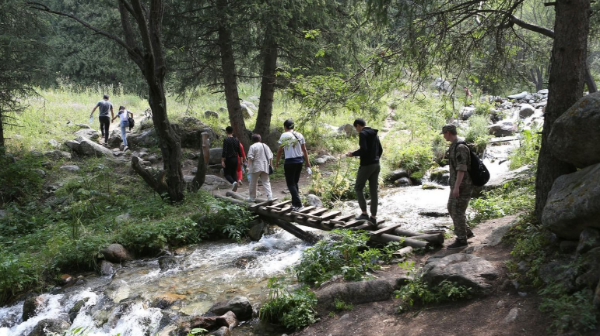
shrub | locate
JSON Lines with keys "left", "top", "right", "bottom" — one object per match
{"left": 386, "top": 141, "right": 434, "bottom": 176}
{"left": 462, "top": 115, "right": 490, "bottom": 154}
{"left": 194, "top": 200, "right": 255, "bottom": 241}
{"left": 0, "top": 152, "right": 44, "bottom": 203}
{"left": 0, "top": 252, "right": 43, "bottom": 305}
{"left": 469, "top": 177, "right": 534, "bottom": 226}
{"left": 259, "top": 277, "right": 318, "bottom": 330}
{"left": 307, "top": 162, "right": 358, "bottom": 206}
{"left": 294, "top": 230, "right": 381, "bottom": 286}
{"left": 508, "top": 127, "right": 541, "bottom": 170}
{"left": 118, "top": 217, "right": 201, "bottom": 255}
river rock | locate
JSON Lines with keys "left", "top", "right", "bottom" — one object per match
{"left": 548, "top": 92, "right": 600, "bottom": 168}
{"left": 60, "top": 165, "right": 80, "bottom": 172}
{"left": 201, "top": 175, "right": 231, "bottom": 191}
{"left": 316, "top": 279, "right": 397, "bottom": 310}
{"left": 421, "top": 253, "right": 499, "bottom": 295}
{"left": 68, "top": 298, "right": 89, "bottom": 322}
{"left": 107, "top": 129, "right": 123, "bottom": 148}
{"left": 507, "top": 91, "right": 528, "bottom": 100}
{"left": 248, "top": 220, "right": 266, "bottom": 241}
{"left": 240, "top": 104, "right": 253, "bottom": 119}
{"left": 158, "top": 256, "right": 179, "bottom": 272}
{"left": 306, "top": 194, "right": 323, "bottom": 208}
{"left": 338, "top": 124, "right": 358, "bottom": 137}
{"left": 100, "top": 260, "right": 115, "bottom": 275}
{"left": 205, "top": 110, "right": 219, "bottom": 119}
{"left": 28, "top": 319, "right": 71, "bottom": 336}
{"left": 75, "top": 129, "right": 100, "bottom": 141}
{"left": 22, "top": 295, "right": 43, "bottom": 321}
{"left": 65, "top": 140, "right": 81, "bottom": 151}
{"left": 44, "top": 150, "right": 72, "bottom": 160}
{"left": 519, "top": 104, "right": 535, "bottom": 118}
{"left": 429, "top": 167, "right": 450, "bottom": 185}
{"left": 263, "top": 128, "right": 283, "bottom": 152}
{"left": 77, "top": 138, "right": 115, "bottom": 158}
{"left": 488, "top": 121, "right": 516, "bottom": 137}
{"left": 209, "top": 148, "right": 223, "bottom": 165}
{"left": 483, "top": 219, "right": 517, "bottom": 246}
{"left": 209, "top": 327, "right": 231, "bottom": 336}
{"left": 128, "top": 128, "right": 158, "bottom": 147}
{"left": 542, "top": 163, "right": 600, "bottom": 239}
{"left": 207, "top": 296, "right": 252, "bottom": 321}
{"left": 394, "top": 177, "right": 412, "bottom": 187}
{"left": 100, "top": 244, "right": 132, "bottom": 263}
{"left": 385, "top": 169, "right": 410, "bottom": 182}
{"left": 577, "top": 228, "right": 600, "bottom": 255}
{"left": 503, "top": 308, "right": 519, "bottom": 324}
{"left": 460, "top": 107, "right": 475, "bottom": 120}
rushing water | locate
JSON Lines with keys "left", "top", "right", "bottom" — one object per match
{"left": 0, "top": 142, "right": 518, "bottom": 336}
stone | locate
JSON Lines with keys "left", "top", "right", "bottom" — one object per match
{"left": 488, "top": 121, "right": 516, "bottom": 137}
{"left": 23, "top": 295, "right": 43, "bottom": 321}
{"left": 559, "top": 240, "right": 579, "bottom": 254}
{"left": 507, "top": 91, "right": 528, "bottom": 100}
{"left": 422, "top": 183, "right": 443, "bottom": 190}
{"left": 460, "top": 107, "right": 475, "bottom": 120}
{"left": 248, "top": 221, "right": 266, "bottom": 241}
{"left": 218, "top": 107, "right": 227, "bottom": 113}
{"left": 128, "top": 128, "right": 158, "bottom": 147}
{"left": 421, "top": 253, "right": 499, "bottom": 295}
{"left": 316, "top": 279, "right": 396, "bottom": 310}
{"left": 503, "top": 308, "right": 519, "bottom": 324}
{"left": 209, "top": 326, "right": 231, "bottom": 336}
{"left": 429, "top": 167, "right": 450, "bottom": 186}
{"left": 74, "top": 123, "right": 90, "bottom": 129}
{"left": 216, "top": 311, "right": 238, "bottom": 329}
{"left": 483, "top": 220, "right": 517, "bottom": 246}
{"left": 75, "top": 129, "right": 100, "bottom": 141}
{"left": 68, "top": 298, "right": 89, "bottom": 322}
{"left": 65, "top": 140, "right": 81, "bottom": 151}
{"left": 208, "top": 296, "right": 252, "bottom": 321}
{"left": 338, "top": 124, "right": 358, "bottom": 137}
{"left": 205, "top": 110, "right": 219, "bottom": 119}
{"left": 100, "top": 260, "right": 115, "bottom": 275}
{"left": 158, "top": 256, "right": 179, "bottom": 272}
{"left": 49, "top": 139, "right": 60, "bottom": 148}
{"left": 538, "top": 260, "right": 577, "bottom": 293}
{"left": 519, "top": 104, "right": 535, "bottom": 118}
{"left": 393, "top": 177, "right": 412, "bottom": 187}
{"left": 549, "top": 92, "right": 600, "bottom": 168}
{"left": 306, "top": 194, "right": 323, "bottom": 208}
{"left": 100, "top": 244, "right": 132, "bottom": 263}
{"left": 385, "top": 169, "right": 410, "bottom": 182}
{"left": 242, "top": 101, "right": 257, "bottom": 110}
{"left": 107, "top": 129, "right": 123, "bottom": 148}
{"left": 576, "top": 247, "right": 600, "bottom": 289}
{"left": 496, "top": 300, "right": 505, "bottom": 309}
{"left": 542, "top": 163, "right": 600, "bottom": 239}
{"left": 60, "top": 165, "right": 80, "bottom": 172}
{"left": 577, "top": 228, "right": 600, "bottom": 255}
{"left": 209, "top": 148, "right": 223, "bottom": 165}
{"left": 240, "top": 103, "right": 253, "bottom": 119}
{"left": 44, "top": 150, "right": 72, "bottom": 160}
{"left": 34, "top": 169, "right": 46, "bottom": 178}
{"left": 77, "top": 138, "right": 115, "bottom": 158}
{"left": 201, "top": 175, "right": 231, "bottom": 191}
{"left": 27, "top": 319, "right": 71, "bottom": 336}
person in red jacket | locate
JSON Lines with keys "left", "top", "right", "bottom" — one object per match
{"left": 236, "top": 142, "right": 247, "bottom": 185}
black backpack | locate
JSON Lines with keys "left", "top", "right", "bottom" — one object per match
{"left": 455, "top": 141, "right": 490, "bottom": 187}
{"left": 128, "top": 116, "right": 135, "bottom": 128}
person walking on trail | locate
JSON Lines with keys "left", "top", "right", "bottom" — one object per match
{"left": 236, "top": 141, "right": 247, "bottom": 186}
{"left": 346, "top": 118, "right": 383, "bottom": 225}
{"left": 275, "top": 119, "right": 312, "bottom": 211}
{"left": 112, "top": 106, "right": 133, "bottom": 151}
{"left": 90, "top": 94, "right": 114, "bottom": 144}
{"left": 246, "top": 134, "right": 273, "bottom": 202}
{"left": 441, "top": 124, "right": 475, "bottom": 250}
{"left": 221, "top": 126, "right": 241, "bottom": 191}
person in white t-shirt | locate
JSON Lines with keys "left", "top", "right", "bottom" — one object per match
{"left": 112, "top": 106, "right": 133, "bottom": 151}
{"left": 274, "top": 119, "right": 311, "bottom": 211}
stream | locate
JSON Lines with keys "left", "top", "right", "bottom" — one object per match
{"left": 0, "top": 142, "right": 516, "bottom": 336}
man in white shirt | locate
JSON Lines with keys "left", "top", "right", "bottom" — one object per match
{"left": 275, "top": 119, "right": 312, "bottom": 211}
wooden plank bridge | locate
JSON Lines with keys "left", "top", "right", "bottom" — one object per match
{"left": 216, "top": 192, "right": 445, "bottom": 249}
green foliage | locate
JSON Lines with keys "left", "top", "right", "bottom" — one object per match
{"left": 118, "top": 217, "right": 201, "bottom": 255}
{"left": 0, "top": 152, "right": 44, "bottom": 203}
{"left": 539, "top": 287, "right": 598, "bottom": 333}
{"left": 386, "top": 141, "right": 434, "bottom": 176}
{"left": 508, "top": 127, "right": 541, "bottom": 170}
{"left": 294, "top": 230, "right": 381, "bottom": 286}
{"left": 461, "top": 115, "right": 490, "bottom": 154}
{"left": 193, "top": 200, "right": 256, "bottom": 242}
{"left": 469, "top": 177, "right": 534, "bottom": 226}
{"left": 187, "top": 328, "right": 208, "bottom": 336}
{"left": 334, "top": 298, "right": 353, "bottom": 311}
{"left": 394, "top": 261, "right": 471, "bottom": 313}
{"left": 0, "top": 252, "right": 42, "bottom": 305}
{"left": 307, "top": 162, "right": 359, "bottom": 206}
{"left": 259, "top": 277, "right": 318, "bottom": 331}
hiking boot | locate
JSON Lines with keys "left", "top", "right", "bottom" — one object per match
{"left": 369, "top": 217, "right": 378, "bottom": 225}
{"left": 447, "top": 239, "right": 468, "bottom": 250}
{"left": 232, "top": 182, "right": 238, "bottom": 192}
{"left": 355, "top": 213, "right": 370, "bottom": 221}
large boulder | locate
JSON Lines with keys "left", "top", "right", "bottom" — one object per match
{"left": 77, "top": 139, "right": 115, "bottom": 158}
{"left": 205, "top": 110, "right": 219, "bottom": 119}
{"left": 201, "top": 175, "right": 231, "bottom": 191}
{"left": 460, "top": 107, "right": 475, "bottom": 120}
{"left": 44, "top": 150, "right": 72, "bottom": 160}
{"left": 421, "top": 253, "right": 499, "bottom": 295}
{"left": 128, "top": 128, "right": 158, "bottom": 147}
{"left": 518, "top": 104, "right": 535, "bottom": 118}
{"left": 207, "top": 296, "right": 252, "bottom": 321}
{"left": 107, "top": 129, "right": 123, "bottom": 148}
{"left": 209, "top": 148, "right": 223, "bottom": 165}
{"left": 542, "top": 163, "right": 600, "bottom": 240}
{"left": 23, "top": 295, "right": 44, "bottom": 321}
{"left": 240, "top": 104, "right": 253, "bottom": 119}
{"left": 316, "top": 279, "right": 400, "bottom": 310}
{"left": 488, "top": 121, "right": 516, "bottom": 137}
{"left": 429, "top": 167, "right": 450, "bottom": 186}
{"left": 75, "top": 129, "right": 100, "bottom": 141}
{"left": 306, "top": 194, "right": 323, "bottom": 208}
{"left": 100, "top": 244, "right": 132, "bottom": 263}
{"left": 549, "top": 92, "right": 600, "bottom": 168}
{"left": 28, "top": 319, "right": 71, "bottom": 336}
{"left": 338, "top": 124, "right": 358, "bottom": 137}
{"left": 507, "top": 91, "right": 528, "bottom": 100}
{"left": 385, "top": 169, "right": 410, "bottom": 182}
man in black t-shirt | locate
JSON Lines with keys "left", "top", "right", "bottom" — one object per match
{"left": 221, "top": 126, "right": 241, "bottom": 191}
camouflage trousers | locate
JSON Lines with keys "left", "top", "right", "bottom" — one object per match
{"left": 447, "top": 185, "right": 472, "bottom": 241}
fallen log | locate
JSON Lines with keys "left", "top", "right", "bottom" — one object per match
{"left": 370, "top": 233, "right": 429, "bottom": 248}
{"left": 392, "top": 229, "right": 445, "bottom": 246}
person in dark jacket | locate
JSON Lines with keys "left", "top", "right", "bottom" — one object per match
{"left": 221, "top": 126, "right": 241, "bottom": 191}
{"left": 346, "top": 118, "right": 383, "bottom": 224}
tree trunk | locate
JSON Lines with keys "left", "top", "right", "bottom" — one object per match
{"left": 191, "top": 132, "right": 208, "bottom": 191}
{"left": 585, "top": 63, "right": 597, "bottom": 93}
{"left": 254, "top": 25, "right": 278, "bottom": 138}
{"left": 216, "top": 0, "right": 249, "bottom": 151}
{"left": 0, "top": 112, "right": 4, "bottom": 150}
{"left": 534, "top": 0, "right": 589, "bottom": 221}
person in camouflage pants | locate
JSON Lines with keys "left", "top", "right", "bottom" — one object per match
{"left": 441, "top": 124, "right": 473, "bottom": 249}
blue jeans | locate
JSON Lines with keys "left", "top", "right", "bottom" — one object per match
{"left": 120, "top": 121, "right": 129, "bottom": 146}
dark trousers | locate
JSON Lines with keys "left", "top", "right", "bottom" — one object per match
{"left": 284, "top": 162, "right": 303, "bottom": 207}
{"left": 99, "top": 116, "right": 110, "bottom": 143}
{"left": 224, "top": 156, "right": 239, "bottom": 184}
{"left": 355, "top": 163, "right": 380, "bottom": 217}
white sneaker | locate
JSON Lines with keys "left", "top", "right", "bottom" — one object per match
{"left": 246, "top": 197, "right": 255, "bottom": 202}
{"left": 238, "top": 180, "right": 243, "bottom": 186}
{"left": 267, "top": 196, "right": 273, "bottom": 201}
{"left": 232, "top": 182, "right": 238, "bottom": 192}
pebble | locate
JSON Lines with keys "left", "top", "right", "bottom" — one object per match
{"left": 503, "top": 307, "right": 519, "bottom": 324}
{"left": 496, "top": 300, "right": 505, "bottom": 309}
{"left": 518, "top": 292, "right": 527, "bottom": 297}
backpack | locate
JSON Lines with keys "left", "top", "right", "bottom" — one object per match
{"left": 455, "top": 141, "right": 490, "bottom": 187}
{"left": 128, "top": 116, "right": 135, "bottom": 128}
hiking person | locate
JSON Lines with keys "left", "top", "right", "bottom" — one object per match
{"left": 275, "top": 119, "right": 311, "bottom": 211}
{"left": 346, "top": 118, "right": 383, "bottom": 225}
{"left": 236, "top": 141, "right": 247, "bottom": 186}
{"left": 246, "top": 134, "right": 273, "bottom": 202}
{"left": 112, "top": 106, "right": 133, "bottom": 151}
{"left": 221, "top": 126, "right": 241, "bottom": 191}
{"left": 441, "top": 124, "right": 474, "bottom": 249}
{"left": 90, "top": 94, "right": 114, "bottom": 144}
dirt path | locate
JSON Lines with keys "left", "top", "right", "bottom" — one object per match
{"left": 290, "top": 215, "right": 554, "bottom": 336}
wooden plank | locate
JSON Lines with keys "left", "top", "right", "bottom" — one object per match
{"left": 331, "top": 214, "right": 354, "bottom": 222}
{"left": 270, "top": 200, "right": 291, "bottom": 209}
{"left": 272, "top": 205, "right": 292, "bottom": 214}
{"left": 369, "top": 223, "right": 404, "bottom": 236}
{"left": 338, "top": 220, "right": 364, "bottom": 228}
{"left": 319, "top": 211, "right": 342, "bottom": 221}
{"left": 297, "top": 206, "right": 316, "bottom": 214}
{"left": 307, "top": 208, "right": 328, "bottom": 216}
{"left": 250, "top": 198, "right": 277, "bottom": 209}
